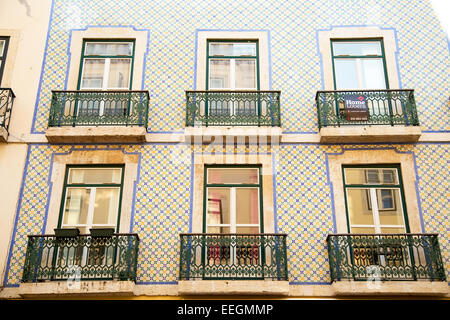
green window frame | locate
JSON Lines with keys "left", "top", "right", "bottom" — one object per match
{"left": 331, "top": 39, "right": 390, "bottom": 90}
{"left": 206, "top": 40, "right": 260, "bottom": 90}
{"left": 202, "top": 164, "right": 264, "bottom": 234}
{"left": 57, "top": 165, "right": 125, "bottom": 233}
{"left": 342, "top": 164, "right": 410, "bottom": 234}
{"left": 77, "top": 39, "right": 136, "bottom": 90}
{"left": 0, "top": 36, "right": 10, "bottom": 85}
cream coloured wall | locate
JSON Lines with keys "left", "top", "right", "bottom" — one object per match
{"left": 0, "top": 0, "right": 52, "bottom": 140}
{"left": 0, "top": 0, "right": 51, "bottom": 287}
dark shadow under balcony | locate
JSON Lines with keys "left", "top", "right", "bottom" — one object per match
{"left": 45, "top": 90, "right": 149, "bottom": 143}
{"left": 179, "top": 233, "right": 288, "bottom": 281}
{"left": 185, "top": 91, "right": 281, "bottom": 127}
{"left": 21, "top": 232, "right": 140, "bottom": 283}
{"left": 0, "top": 88, "right": 15, "bottom": 142}
{"left": 316, "top": 89, "right": 422, "bottom": 143}
{"left": 327, "top": 233, "right": 446, "bottom": 282}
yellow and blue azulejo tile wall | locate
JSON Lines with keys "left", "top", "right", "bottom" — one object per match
{"left": 4, "top": 143, "right": 449, "bottom": 285}
{"left": 3, "top": 0, "right": 449, "bottom": 288}
{"left": 30, "top": 0, "right": 449, "bottom": 134}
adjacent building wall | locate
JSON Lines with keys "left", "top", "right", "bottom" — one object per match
{"left": 0, "top": 0, "right": 52, "bottom": 287}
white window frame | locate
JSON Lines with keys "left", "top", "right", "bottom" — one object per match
{"left": 60, "top": 167, "right": 123, "bottom": 232}
{"left": 207, "top": 41, "right": 258, "bottom": 90}
{"left": 206, "top": 187, "right": 261, "bottom": 233}
{"left": 344, "top": 167, "right": 407, "bottom": 234}
{"left": 79, "top": 41, "right": 134, "bottom": 91}
{"left": 332, "top": 40, "right": 387, "bottom": 90}
{"left": 205, "top": 167, "right": 262, "bottom": 234}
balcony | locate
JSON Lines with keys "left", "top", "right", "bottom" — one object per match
{"left": 0, "top": 88, "right": 15, "bottom": 142}
{"left": 21, "top": 232, "right": 139, "bottom": 283}
{"left": 316, "top": 89, "right": 422, "bottom": 143}
{"left": 178, "top": 233, "right": 289, "bottom": 295}
{"left": 184, "top": 91, "right": 282, "bottom": 140}
{"left": 45, "top": 90, "right": 149, "bottom": 143}
{"left": 327, "top": 234, "right": 448, "bottom": 296}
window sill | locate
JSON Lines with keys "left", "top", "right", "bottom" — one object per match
{"left": 331, "top": 280, "right": 449, "bottom": 296}
{"left": 45, "top": 126, "right": 147, "bottom": 143}
{"left": 178, "top": 280, "right": 290, "bottom": 296}
{"left": 18, "top": 280, "right": 135, "bottom": 298}
{"left": 319, "top": 126, "right": 422, "bottom": 143}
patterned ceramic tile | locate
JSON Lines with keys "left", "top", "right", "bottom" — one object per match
{"left": 31, "top": 0, "right": 449, "bottom": 133}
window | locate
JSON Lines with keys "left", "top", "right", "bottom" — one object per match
{"left": 79, "top": 40, "right": 134, "bottom": 90}
{"left": 204, "top": 166, "right": 263, "bottom": 267}
{"left": 56, "top": 166, "right": 124, "bottom": 269}
{"left": 343, "top": 165, "right": 409, "bottom": 234}
{"left": 77, "top": 40, "right": 135, "bottom": 117}
{"left": 331, "top": 40, "right": 388, "bottom": 90}
{"left": 204, "top": 166, "right": 262, "bottom": 234}
{"left": 343, "top": 165, "right": 411, "bottom": 268}
{"left": 0, "top": 37, "right": 10, "bottom": 85}
{"left": 59, "top": 166, "right": 124, "bottom": 234}
{"left": 207, "top": 40, "right": 259, "bottom": 90}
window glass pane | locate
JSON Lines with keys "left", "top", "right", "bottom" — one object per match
{"left": 236, "top": 188, "right": 259, "bottom": 224}
{"left": 380, "top": 227, "right": 406, "bottom": 234}
{"left": 92, "top": 188, "right": 120, "bottom": 225}
{"left": 334, "top": 59, "right": 359, "bottom": 89}
{"left": 207, "top": 168, "right": 259, "bottom": 184}
{"left": 209, "top": 43, "right": 256, "bottom": 56}
{"left": 81, "top": 59, "right": 105, "bottom": 89}
{"left": 209, "top": 59, "right": 230, "bottom": 88}
{"left": 346, "top": 189, "right": 375, "bottom": 225}
{"left": 63, "top": 188, "right": 90, "bottom": 226}
{"left": 350, "top": 226, "right": 376, "bottom": 234}
{"left": 207, "top": 226, "right": 230, "bottom": 234}
{"left": 344, "top": 168, "right": 398, "bottom": 185}
{"left": 235, "top": 60, "right": 256, "bottom": 89}
{"left": 0, "top": 40, "right": 4, "bottom": 56}
{"left": 235, "top": 227, "right": 260, "bottom": 234}
{"left": 85, "top": 42, "right": 133, "bottom": 56}
{"left": 207, "top": 188, "right": 230, "bottom": 226}
{"left": 68, "top": 168, "right": 122, "bottom": 184}
{"left": 361, "top": 58, "right": 386, "bottom": 89}
{"left": 377, "top": 189, "right": 405, "bottom": 225}
{"left": 107, "top": 58, "right": 131, "bottom": 88}
{"left": 333, "top": 42, "right": 382, "bottom": 56}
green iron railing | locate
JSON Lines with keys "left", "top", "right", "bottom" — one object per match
{"left": 21, "top": 233, "right": 140, "bottom": 283}
{"left": 48, "top": 90, "right": 149, "bottom": 127}
{"left": 179, "top": 233, "right": 288, "bottom": 280}
{"left": 185, "top": 90, "right": 281, "bottom": 127}
{"left": 316, "top": 89, "right": 419, "bottom": 128}
{"left": 327, "top": 234, "right": 446, "bottom": 282}
{"left": 0, "top": 88, "right": 15, "bottom": 133}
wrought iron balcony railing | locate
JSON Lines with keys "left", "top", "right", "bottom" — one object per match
{"left": 185, "top": 90, "right": 281, "bottom": 127}
{"left": 179, "top": 233, "right": 288, "bottom": 280}
{"left": 316, "top": 89, "right": 419, "bottom": 128}
{"left": 0, "top": 88, "right": 15, "bottom": 132}
{"left": 327, "top": 234, "right": 446, "bottom": 282}
{"left": 48, "top": 90, "right": 149, "bottom": 127}
{"left": 21, "top": 233, "right": 140, "bottom": 283}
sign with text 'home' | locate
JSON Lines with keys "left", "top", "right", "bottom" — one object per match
{"left": 343, "top": 94, "right": 369, "bottom": 121}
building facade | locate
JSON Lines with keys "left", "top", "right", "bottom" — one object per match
{"left": 0, "top": 0, "right": 448, "bottom": 298}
